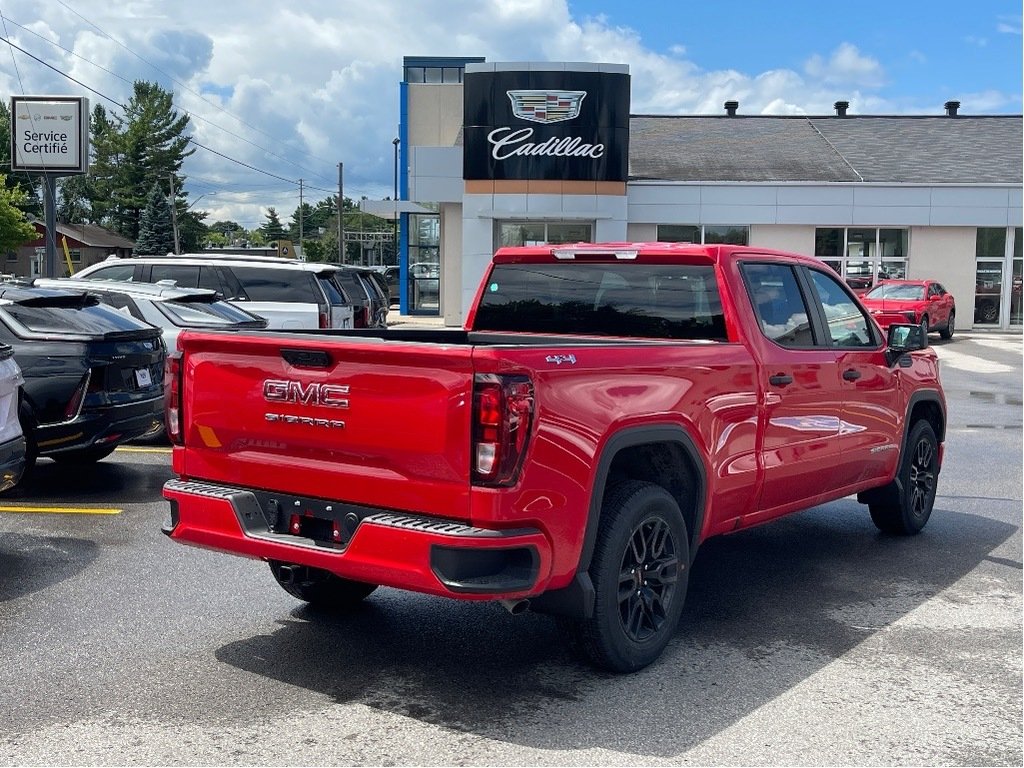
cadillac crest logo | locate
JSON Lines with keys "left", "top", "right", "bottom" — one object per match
{"left": 507, "top": 90, "right": 586, "bottom": 124}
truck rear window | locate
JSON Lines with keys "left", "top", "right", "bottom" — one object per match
{"left": 473, "top": 263, "right": 727, "bottom": 340}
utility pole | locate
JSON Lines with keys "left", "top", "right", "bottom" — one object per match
{"left": 168, "top": 173, "right": 180, "bottom": 254}
{"left": 337, "top": 163, "right": 345, "bottom": 264}
{"left": 298, "top": 178, "right": 304, "bottom": 258}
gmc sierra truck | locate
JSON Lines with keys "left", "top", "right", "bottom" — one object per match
{"left": 162, "top": 243, "right": 946, "bottom": 672}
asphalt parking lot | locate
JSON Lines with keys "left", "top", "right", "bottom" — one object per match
{"left": 0, "top": 332, "right": 1019, "bottom": 766}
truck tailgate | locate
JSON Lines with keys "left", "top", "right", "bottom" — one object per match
{"left": 176, "top": 332, "right": 474, "bottom": 519}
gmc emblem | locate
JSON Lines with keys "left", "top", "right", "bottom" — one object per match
{"left": 263, "top": 379, "right": 350, "bottom": 409}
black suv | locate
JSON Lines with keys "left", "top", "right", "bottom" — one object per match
{"left": 331, "top": 266, "right": 389, "bottom": 328}
{"left": 0, "top": 284, "right": 165, "bottom": 469}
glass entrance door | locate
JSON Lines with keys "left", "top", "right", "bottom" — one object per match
{"left": 974, "top": 260, "right": 1004, "bottom": 325}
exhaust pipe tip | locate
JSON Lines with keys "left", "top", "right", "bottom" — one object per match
{"left": 499, "top": 598, "right": 531, "bottom": 615}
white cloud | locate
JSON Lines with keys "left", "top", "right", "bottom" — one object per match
{"left": 0, "top": 1, "right": 1016, "bottom": 228}
{"left": 804, "top": 43, "right": 886, "bottom": 89}
{"left": 996, "top": 14, "right": 1022, "bottom": 35}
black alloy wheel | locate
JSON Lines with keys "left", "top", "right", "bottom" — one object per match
{"left": 618, "top": 515, "right": 680, "bottom": 643}
{"left": 870, "top": 420, "right": 939, "bottom": 535}
{"left": 563, "top": 480, "right": 690, "bottom": 673}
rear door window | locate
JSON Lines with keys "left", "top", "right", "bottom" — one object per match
{"left": 227, "top": 267, "right": 318, "bottom": 303}
{"left": 741, "top": 263, "right": 816, "bottom": 347}
{"left": 151, "top": 264, "right": 201, "bottom": 288}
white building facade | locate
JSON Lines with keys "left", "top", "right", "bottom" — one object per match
{"left": 391, "top": 58, "right": 1022, "bottom": 330}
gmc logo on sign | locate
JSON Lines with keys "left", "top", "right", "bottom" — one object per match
{"left": 263, "top": 379, "right": 350, "bottom": 409}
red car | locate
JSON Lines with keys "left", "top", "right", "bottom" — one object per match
{"left": 861, "top": 279, "right": 956, "bottom": 339}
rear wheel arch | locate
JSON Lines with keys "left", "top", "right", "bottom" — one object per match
{"left": 581, "top": 425, "right": 706, "bottom": 574}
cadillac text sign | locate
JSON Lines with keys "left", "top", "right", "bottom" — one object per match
{"left": 10, "top": 96, "right": 90, "bottom": 174}
{"left": 463, "top": 70, "right": 629, "bottom": 182}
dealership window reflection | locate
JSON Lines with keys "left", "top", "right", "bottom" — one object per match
{"left": 657, "top": 225, "right": 749, "bottom": 245}
{"left": 498, "top": 221, "right": 593, "bottom": 247}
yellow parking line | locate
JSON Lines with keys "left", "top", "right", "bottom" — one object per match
{"left": 115, "top": 446, "right": 172, "bottom": 454}
{"left": 0, "top": 505, "right": 122, "bottom": 515}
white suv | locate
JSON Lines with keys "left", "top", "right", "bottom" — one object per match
{"left": 73, "top": 254, "right": 354, "bottom": 330}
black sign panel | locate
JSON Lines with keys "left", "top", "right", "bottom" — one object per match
{"left": 463, "top": 70, "right": 630, "bottom": 182}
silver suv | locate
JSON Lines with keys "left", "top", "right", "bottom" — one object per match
{"left": 73, "top": 254, "right": 354, "bottom": 330}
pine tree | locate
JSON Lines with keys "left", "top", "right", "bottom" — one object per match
{"left": 134, "top": 183, "right": 175, "bottom": 255}
{"left": 261, "top": 207, "right": 287, "bottom": 241}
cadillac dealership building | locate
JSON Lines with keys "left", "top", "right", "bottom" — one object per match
{"left": 369, "top": 57, "right": 1022, "bottom": 330}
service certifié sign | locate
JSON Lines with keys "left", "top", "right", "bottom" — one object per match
{"left": 9, "top": 96, "right": 90, "bottom": 174}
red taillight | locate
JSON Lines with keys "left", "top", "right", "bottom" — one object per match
{"left": 319, "top": 308, "right": 330, "bottom": 329}
{"left": 63, "top": 371, "right": 92, "bottom": 421}
{"left": 165, "top": 352, "right": 183, "bottom": 444}
{"left": 472, "top": 374, "right": 534, "bottom": 486}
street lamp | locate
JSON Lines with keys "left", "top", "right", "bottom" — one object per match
{"left": 392, "top": 137, "right": 399, "bottom": 266}
{"left": 171, "top": 192, "right": 216, "bottom": 255}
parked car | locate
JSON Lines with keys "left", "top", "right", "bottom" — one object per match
{"left": 0, "top": 343, "right": 26, "bottom": 491}
{"left": 34, "top": 279, "right": 269, "bottom": 351}
{"left": 0, "top": 283, "right": 165, "bottom": 470}
{"left": 379, "top": 266, "right": 400, "bottom": 306}
{"left": 331, "top": 266, "right": 388, "bottom": 328}
{"left": 73, "top": 255, "right": 354, "bottom": 330}
{"left": 861, "top": 279, "right": 956, "bottom": 339}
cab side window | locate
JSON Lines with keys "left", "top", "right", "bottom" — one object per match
{"left": 807, "top": 269, "right": 876, "bottom": 348}
{"left": 741, "top": 263, "right": 815, "bottom": 348}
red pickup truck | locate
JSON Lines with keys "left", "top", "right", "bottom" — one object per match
{"left": 162, "top": 243, "right": 946, "bottom": 672}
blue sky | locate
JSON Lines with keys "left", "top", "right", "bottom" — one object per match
{"left": 1, "top": 1, "right": 1020, "bottom": 227}
{"left": 569, "top": 0, "right": 1021, "bottom": 112}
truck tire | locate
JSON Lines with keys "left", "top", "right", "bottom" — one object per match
{"left": 268, "top": 561, "right": 377, "bottom": 609}
{"left": 51, "top": 445, "right": 118, "bottom": 464}
{"left": 565, "top": 480, "right": 689, "bottom": 673}
{"left": 869, "top": 420, "right": 939, "bottom": 535}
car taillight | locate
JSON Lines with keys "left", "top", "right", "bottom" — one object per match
{"left": 63, "top": 371, "right": 92, "bottom": 421}
{"left": 472, "top": 374, "right": 534, "bottom": 486}
{"left": 165, "top": 352, "right": 183, "bottom": 444}
{"left": 319, "top": 310, "right": 330, "bottom": 329}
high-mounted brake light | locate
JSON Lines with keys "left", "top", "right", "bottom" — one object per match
{"left": 165, "top": 352, "right": 183, "bottom": 444}
{"left": 551, "top": 247, "right": 638, "bottom": 261}
{"left": 472, "top": 374, "right": 534, "bottom": 486}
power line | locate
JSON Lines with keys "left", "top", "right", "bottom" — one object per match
{"left": 1, "top": 14, "right": 338, "bottom": 187}
{"left": 54, "top": 0, "right": 339, "bottom": 185}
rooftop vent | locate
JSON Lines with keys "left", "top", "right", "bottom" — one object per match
{"left": 724, "top": 100, "right": 739, "bottom": 117}
{"left": 834, "top": 100, "right": 849, "bottom": 117}
{"left": 944, "top": 100, "right": 961, "bottom": 117}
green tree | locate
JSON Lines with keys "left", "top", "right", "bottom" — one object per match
{"left": 0, "top": 102, "right": 44, "bottom": 219}
{"left": 57, "top": 175, "right": 92, "bottom": 223}
{"left": 0, "top": 174, "right": 40, "bottom": 254}
{"left": 134, "top": 183, "right": 175, "bottom": 255}
{"left": 261, "top": 207, "right": 287, "bottom": 240}
{"left": 96, "top": 82, "right": 193, "bottom": 240}
{"left": 288, "top": 202, "right": 314, "bottom": 242}
{"left": 177, "top": 209, "right": 209, "bottom": 253}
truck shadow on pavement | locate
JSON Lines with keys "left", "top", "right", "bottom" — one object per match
{"left": 0, "top": 533, "right": 99, "bottom": 603}
{"left": 215, "top": 501, "right": 1018, "bottom": 757}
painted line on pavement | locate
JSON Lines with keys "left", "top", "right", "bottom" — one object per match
{"left": 115, "top": 446, "right": 172, "bottom": 455}
{"left": 0, "top": 505, "right": 122, "bottom": 515}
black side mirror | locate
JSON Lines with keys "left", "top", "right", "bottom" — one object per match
{"left": 886, "top": 323, "right": 927, "bottom": 365}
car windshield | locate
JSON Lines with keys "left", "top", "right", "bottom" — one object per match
{"left": 865, "top": 283, "right": 926, "bottom": 300}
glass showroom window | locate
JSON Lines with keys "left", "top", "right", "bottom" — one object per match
{"left": 657, "top": 225, "right": 748, "bottom": 245}
{"left": 814, "top": 227, "right": 908, "bottom": 291}
{"left": 497, "top": 221, "right": 593, "bottom": 247}
{"left": 975, "top": 227, "right": 1008, "bottom": 325}
{"left": 1011, "top": 228, "right": 1022, "bottom": 326}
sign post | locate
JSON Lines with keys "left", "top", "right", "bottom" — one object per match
{"left": 9, "top": 96, "right": 90, "bottom": 278}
